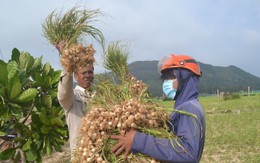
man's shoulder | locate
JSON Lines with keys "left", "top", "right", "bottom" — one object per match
{"left": 73, "top": 89, "right": 83, "bottom": 100}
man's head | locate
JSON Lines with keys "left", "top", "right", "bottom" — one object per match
{"left": 74, "top": 65, "right": 94, "bottom": 89}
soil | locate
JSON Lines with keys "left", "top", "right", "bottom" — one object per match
{"left": 42, "top": 142, "right": 70, "bottom": 163}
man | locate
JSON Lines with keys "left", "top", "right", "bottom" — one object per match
{"left": 57, "top": 44, "right": 95, "bottom": 159}
{"left": 111, "top": 54, "right": 206, "bottom": 163}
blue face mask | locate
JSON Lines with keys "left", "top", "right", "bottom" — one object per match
{"left": 162, "top": 79, "right": 177, "bottom": 99}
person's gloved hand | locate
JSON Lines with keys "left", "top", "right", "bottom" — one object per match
{"left": 110, "top": 129, "right": 136, "bottom": 160}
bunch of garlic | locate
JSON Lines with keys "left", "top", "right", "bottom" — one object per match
{"left": 60, "top": 44, "right": 95, "bottom": 74}
{"left": 74, "top": 98, "right": 168, "bottom": 163}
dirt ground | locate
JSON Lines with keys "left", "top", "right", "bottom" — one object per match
{"left": 42, "top": 142, "right": 70, "bottom": 163}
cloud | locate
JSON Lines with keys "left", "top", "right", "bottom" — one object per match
{"left": 0, "top": 0, "right": 260, "bottom": 77}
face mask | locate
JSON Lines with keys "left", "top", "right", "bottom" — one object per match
{"left": 162, "top": 79, "right": 177, "bottom": 99}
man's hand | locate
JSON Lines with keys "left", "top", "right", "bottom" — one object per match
{"left": 110, "top": 129, "right": 136, "bottom": 160}
{"left": 55, "top": 41, "right": 66, "bottom": 55}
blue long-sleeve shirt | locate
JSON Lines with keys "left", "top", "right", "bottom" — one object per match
{"left": 132, "top": 99, "right": 205, "bottom": 162}
{"left": 131, "top": 69, "right": 205, "bottom": 162}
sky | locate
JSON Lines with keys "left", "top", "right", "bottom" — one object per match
{"left": 1, "top": 0, "right": 260, "bottom": 77}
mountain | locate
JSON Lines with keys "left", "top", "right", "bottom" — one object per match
{"left": 128, "top": 61, "right": 260, "bottom": 97}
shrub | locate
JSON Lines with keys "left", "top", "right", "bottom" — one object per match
{"left": 223, "top": 93, "right": 240, "bottom": 100}
{"left": 0, "top": 49, "right": 68, "bottom": 162}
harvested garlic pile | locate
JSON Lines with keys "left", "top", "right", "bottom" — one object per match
{"left": 60, "top": 44, "right": 95, "bottom": 74}
{"left": 74, "top": 98, "right": 167, "bottom": 163}
{"left": 72, "top": 74, "right": 170, "bottom": 163}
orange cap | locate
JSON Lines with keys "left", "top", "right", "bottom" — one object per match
{"left": 158, "top": 54, "right": 201, "bottom": 76}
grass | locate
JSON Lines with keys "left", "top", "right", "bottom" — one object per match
{"left": 156, "top": 95, "right": 260, "bottom": 163}
{"left": 46, "top": 95, "right": 260, "bottom": 162}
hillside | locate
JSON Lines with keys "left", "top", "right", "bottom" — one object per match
{"left": 128, "top": 61, "right": 260, "bottom": 96}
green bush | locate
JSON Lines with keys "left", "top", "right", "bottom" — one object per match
{"left": 0, "top": 48, "right": 68, "bottom": 162}
{"left": 223, "top": 93, "right": 240, "bottom": 100}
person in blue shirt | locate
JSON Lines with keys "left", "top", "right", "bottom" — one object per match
{"left": 111, "top": 54, "right": 206, "bottom": 163}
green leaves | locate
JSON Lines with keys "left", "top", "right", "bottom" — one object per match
{"left": 51, "top": 70, "right": 61, "bottom": 85}
{"left": 0, "top": 60, "right": 7, "bottom": 85}
{"left": 19, "top": 52, "right": 34, "bottom": 71}
{"left": 25, "top": 150, "right": 37, "bottom": 161}
{"left": 15, "top": 88, "right": 37, "bottom": 103}
{"left": 28, "top": 56, "right": 42, "bottom": 73}
{"left": 46, "top": 137, "right": 52, "bottom": 156}
{"left": 7, "top": 61, "right": 18, "bottom": 80}
{"left": 0, "top": 48, "right": 67, "bottom": 162}
{"left": 51, "top": 117, "right": 64, "bottom": 127}
{"left": 22, "top": 138, "right": 32, "bottom": 151}
{"left": 0, "top": 131, "right": 5, "bottom": 136}
{"left": 11, "top": 48, "right": 20, "bottom": 63}
{"left": 6, "top": 61, "right": 22, "bottom": 100}
{"left": 0, "top": 148, "right": 16, "bottom": 160}
{"left": 39, "top": 110, "right": 49, "bottom": 125}
{"left": 8, "top": 76, "right": 21, "bottom": 99}
{"left": 41, "top": 94, "right": 52, "bottom": 108}
{"left": 43, "top": 63, "right": 51, "bottom": 76}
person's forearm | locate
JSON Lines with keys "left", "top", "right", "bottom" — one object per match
{"left": 131, "top": 132, "right": 197, "bottom": 162}
{"left": 57, "top": 71, "right": 74, "bottom": 111}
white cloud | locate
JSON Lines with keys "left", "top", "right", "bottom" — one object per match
{"left": 0, "top": 0, "right": 260, "bottom": 77}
